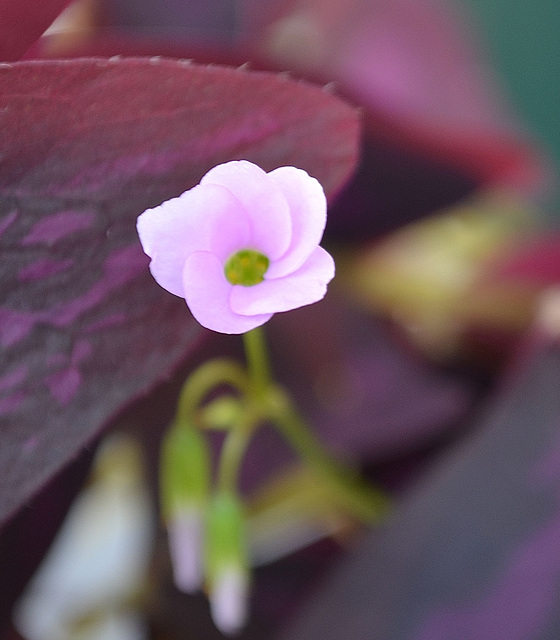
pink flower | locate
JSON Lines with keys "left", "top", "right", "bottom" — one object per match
{"left": 137, "top": 160, "right": 335, "bottom": 334}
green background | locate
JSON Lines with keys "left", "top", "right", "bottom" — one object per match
{"left": 462, "top": 0, "right": 560, "bottom": 211}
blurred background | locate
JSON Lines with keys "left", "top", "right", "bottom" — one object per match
{"left": 461, "top": 0, "right": 560, "bottom": 210}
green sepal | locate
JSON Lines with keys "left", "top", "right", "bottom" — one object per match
{"left": 205, "top": 492, "right": 248, "bottom": 587}
{"left": 160, "top": 423, "right": 210, "bottom": 522}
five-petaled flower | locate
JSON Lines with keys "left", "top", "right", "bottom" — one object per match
{"left": 137, "top": 160, "right": 335, "bottom": 334}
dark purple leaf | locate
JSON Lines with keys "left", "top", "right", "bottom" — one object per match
{"left": 0, "top": 0, "right": 73, "bottom": 61}
{"left": 92, "top": 0, "right": 545, "bottom": 196}
{"left": 0, "top": 57, "right": 359, "bottom": 526}
{"left": 32, "top": 28, "right": 544, "bottom": 241}
{"left": 276, "top": 329, "right": 560, "bottom": 640}
{"left": 269, "top": 297, "right": 475, "bottom": 462}
{"left": 30, "top": 34, "right": 482, "bottom": 241}
{"left": 325, "top": 128, "right": 477, "bottom": 240}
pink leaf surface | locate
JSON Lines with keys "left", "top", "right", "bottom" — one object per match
{"left": 0, "top": 57, "right": 359, "bottom": 525}
{"left": 0, "top": 0, "right": 73, "bottom": 61}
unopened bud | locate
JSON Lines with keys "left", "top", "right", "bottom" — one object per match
{"left": 168, "top": 508, "right": 204, "bottom": 594}
{"left": 210, "top": 566, "right": 249, "bottom": 635}
{"left": 205, "top": 493, "right": 249, "bottom": 635}
{"left": 160, "top": 425, "right": 210, "bottom": 593}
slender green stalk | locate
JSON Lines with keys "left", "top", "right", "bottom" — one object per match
{"left": 172, "top": 326, "right": 388, "bottom": 523}
{"left": 216, "top": 418, "right": 255, "bottom": 495}
{"left": 266, "top": 388, "right": 389, "bottom": 523}
{"left": 243, "top": 327, "right": 271, "bottom": 395}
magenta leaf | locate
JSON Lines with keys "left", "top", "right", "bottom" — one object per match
{"left": 487, "top": 233, "right": 560, "bottom": 287}
{"left": 0, "top": 0, "right": 73, "bottom": 61}
{"left": 243, "top": 0, "right": 545, "bottom": 190}
{"left": 0, "top": 57, "right": 359, "bottom": 525}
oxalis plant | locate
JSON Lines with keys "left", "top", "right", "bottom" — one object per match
{"left": 4, "top": 3, "right": 557, "bottom": 639}
{"left": 137, "top": 159, "right": 387, "bottom": 632}
{"left": 0, "top": 56, "right": 382, "bottom": 635}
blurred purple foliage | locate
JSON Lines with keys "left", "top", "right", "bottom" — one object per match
{"left": 277, "top": 331, "right": 560, "bottom": 640}
{"left": 0, "top": 0, "right": 73, "bottom": 60}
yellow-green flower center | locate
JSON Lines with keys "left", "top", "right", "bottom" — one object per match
{"left": 224, "top": 249, "right": 269, "bottom": 286}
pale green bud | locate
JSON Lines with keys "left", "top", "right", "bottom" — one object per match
{"left": 160, "top": 424, "right": 210, "bottom": 520}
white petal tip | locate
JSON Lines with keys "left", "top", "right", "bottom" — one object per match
{"left": 168, "top": 512, "right": 204, "bottom": 594}
{"left": 210, "top": 569, "right": 249, "bottom": 635}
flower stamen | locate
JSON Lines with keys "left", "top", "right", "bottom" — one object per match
{"left": 224, "top": 249, "right": 269, "bottom": 286}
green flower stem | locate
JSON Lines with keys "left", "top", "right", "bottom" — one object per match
{"left": 171, "top": 327, "right": 388, "bottom": 521}
{"left": 242, "top": 327, "right": 388, "bottom": 524}
{"left": 266, "top": 387, "right": 389, "bottom": 523}
{"left": 175, "top": 358, "right": 249, "bottom": 428}
{"left": 216, "top": 412, "right": 257, "bottom": 495}
{"left": 213, "top": 328, "right": 274, "bottom": 496}
{"left": 243, "top": 328, "right": 271, "bottom": 396}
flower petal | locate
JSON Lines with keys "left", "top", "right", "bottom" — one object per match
{"left": 230, "top": 246, "right": 335, "bottom": 316}
{"left": 168, "top": 509, "right": 204, "bottom": 594}
{"left": 137, "top": 184, "right": 251, "bottom": 297}
{"left": 182, "top": 251, "right": 272, "bottom": 334}
{"left": 201, "top": 160, "right": 292, "bottom": 259}
{"left": 266, "top": 167, "right": 328, "bottom": 279}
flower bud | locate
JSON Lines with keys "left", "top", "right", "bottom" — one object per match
{"left": 205, "top": 493, "right": 249, "bottom": 635}
{"left": 160, "top": 425, "right": 210, "bottom": 593}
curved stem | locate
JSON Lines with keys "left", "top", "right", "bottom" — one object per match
{"left": 175, "top": 358, "right": 249, "bottom": 427}
{"left": 266, "top": 388, "right": 389, "bottom": 523}
{"left": 173, "top": 327, "right": 388, "bottom": 524}
{"left": 216, "top": 416, "right": 256, "bottom": 495}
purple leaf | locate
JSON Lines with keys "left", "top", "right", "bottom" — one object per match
{"left": 0, "top": 57, "right": 359, "bottom": 526}
{"left": 245, "top": 0, "right": 545, "bottom": 188}
{"left": 276, "top": 330, "right": 560, "bottom": 640}
{"left": 269, "top": 298, "right": 475, "bottom": 462}
{"left": 31, "top": 34, "right": 482, "bottom": 240}
{"left": 104, "top": 0, "right": 239, "bottom": 42}
{"left": 0, "top": 0, "right": 73, "bottom": 61}
{"left": 33, "top": 27, "right": 544, "bottom": 240}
